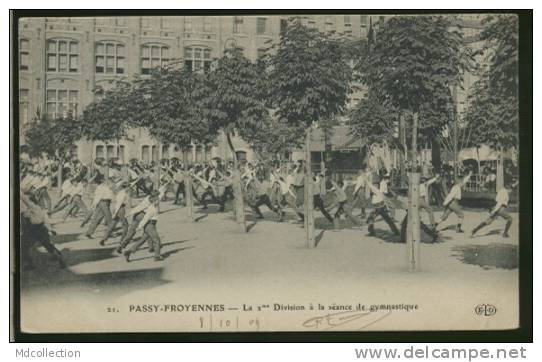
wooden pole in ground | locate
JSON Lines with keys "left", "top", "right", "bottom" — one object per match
{"left": 304, "top": 126, "right": 315, "bottom": 248}
{"left": 183, "top": 150, "right": 194, "bottom": 221}
{"left": 406, "top": 112, "right": 421, "bottom": 270}
{"left": 496, "top": 147, "right": 504, "bottom": 191}
{"left": 226, "top": 132, "right": 246, "bottom": 233}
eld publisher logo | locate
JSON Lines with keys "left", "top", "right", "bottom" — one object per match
{"left": 475, "top": 304, "right": 497, "bottom": 316}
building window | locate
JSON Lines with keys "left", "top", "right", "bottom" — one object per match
{"left": 256, "top": 17, "right": 267, "bottom": 34}
{"left": 141, "top": 17, "right": 151, "bottom": 28}
{"left": 325, "top": 17, "right": 335, "bottom": 33}
{"left": 141, "top": 44, "right": 170, "bottom": 74}
{"left": 162, "top": 145, "right": 170, "bottom": 159}
{"left": 184, "top": 46, "right": 211, "bottom": 73}
{"left": 96, "top": 145, "right": 105, "bottom": 159}
{"left": 307, "top": 19, "right": 316, "bottom": 28}
{"left": 95, "top": 18, "right": 111, "bottom": 26}
{"left": 257, "top": 48, "right": 267, "bottom": 60}
{"left": 161, "top": 17, "right": 172, "bottom": 29}
{"left": 115, "top": 17, "right": 126, "bottom": 27}
{"left": 95, "top": 41, "right": 125, "bottom": 74}
{"left": 19, "top": 39, "right": 30, "bottom": 71}
{"left": 118, "top": 145, "right": 125, "bottom": 163}
{"left": 19, "top": 88, "right": 29, "bottom": 125}
{"left": 233, "top": 16, "right": 243, "bottom": 34}
{"left": 47, "top": 39, "right": 79, "bottom": 73}
{"left": 360, "top": 15, "right": 368, "bottom": 27}
{"left": 46, "top": 89, "right": 78, "bottom": 118}
{"left": 184, "top": 17, "right": 193, "bottom": 32}
{"left": 203, "top": 17, "right": 212, "bottom": 32}
{"left": 344, "top": 15, "right": 351, "bottom": 26}
{"left": 280, "top": 19, "right": 288, "bottom": 33}
{"left": 106, "top": 145, "right": 115, "bottom": 159}
{"left": 141, "top": 145, "right": 150, "bottom": 163}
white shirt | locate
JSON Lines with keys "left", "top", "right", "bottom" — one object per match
{"left": 35, "top": 176, "right": 50, "bottom": 190}
{"left": 369, "top": 184, "right": 385, "bottom": 204}
{"left": 419, "top": 177, "right": 438, "bottom": 200}
{"left": 379, "top": 179, "right": 389, "bottom": 194}
{"left": 21, "top": 175, "right": 34, "bottom": 191}
{"left": 353, "top": 174, "right": 366, "bottom": 195}
{"left": 113, "top": 189, "right": 129, "bottom": 217}
{"left": 443, "top": 184, "right": 461, "bottom": 206}
{"left": 60, "top": 179, "right": 72, "bottom": 195}
{"left": 138, "top": 204, "right": 159, "bottom": 231}
{"left": 70, "top": 182, "right": 85, "bottom": 197}
{"left": 127, "top": 197, "right": 151, "bottom": 216}
{"left": 492, "top": 188, "right": 509, "bottom": 214}
{"left": 443, "top": 174, "right": 471, "bottom": 206}
{"left": 92, "top": 184, "right": 115, "bottom": 206}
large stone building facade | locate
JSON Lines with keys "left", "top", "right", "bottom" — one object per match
{"left": 17, "top": 15, "right": 371, "bottom": 165}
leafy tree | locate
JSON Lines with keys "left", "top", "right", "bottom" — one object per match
{"left": 465, "top": 14, "right": 519, "bottom": 150}
{"left": 81, "top": 82, "right": 133, "bottom": 160}
{"left": 267, "top": 18, "right": 354, "bottom": 247}
{"left": 268, "top": 19, "right": 353, "bottom": 130}
{"left": 205, "top": 48, "right": 271, "bottom": 231}
{"left": 130, "top": 67, "right": 215, "bottom": 160}
{"left": 356, "top": 15, "right": 474, "bottom": 172}
{"left": 25, "top": 113, "right": 82, "bottom": 184}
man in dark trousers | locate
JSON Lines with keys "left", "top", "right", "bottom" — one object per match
{"left": 471, "top": 179, "right": 517, "bottom": 238}
{"left": 85, "top": 174, "right": 115, "bottom": 240}
{"left": 367, "top": 180, "right": 400, "bottom": 237}
{"left": 123, "top": 191, "right": 163, "bottom": 262}
{"left": 249, "top": 174, "right": 281, "bottom": 220}
{"left": 21, "top": 194, "right": 66, "bottom": 269}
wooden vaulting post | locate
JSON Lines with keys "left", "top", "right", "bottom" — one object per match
{"left": 226, "top": 132, "right": 247, "bottom": 233}
{"left": 182, "top": 148, "right": 194, "bottom": 222}
{"left": 406, "top": 111, "right": 421, "bottom": 270}
{"left": 304, "top": 126, "right": 315, "bottom": 248}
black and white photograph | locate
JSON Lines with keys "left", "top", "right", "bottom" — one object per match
{"left": 11, "top": 10, "right": 530, "bottom": 336}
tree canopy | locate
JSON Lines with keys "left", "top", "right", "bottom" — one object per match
{"left": 25, "top": 113, "right": 82, "bottom": 159}
{"left": 464, "top": 15, "right": 519, "bottom": 149}
{"left": 129, "top": 67, "right": 216, "bottom": 151}
{"left": 268, "top": 18, "right": 354, "bottom": 129}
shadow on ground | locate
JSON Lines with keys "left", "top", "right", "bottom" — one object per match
{"left": 21, "top": 265, "right": 169, "bottom": 297}
{"left": 452, "top": 243, "right": 518, "bottom": 270}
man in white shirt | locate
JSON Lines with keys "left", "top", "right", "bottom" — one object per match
{"left": 48, "top": 176, "right": 74, "bottom": 217}
{"left": 100, "top": 181, "right": 131, "bottom": 246}
{"left": 329, "top": 179, "right": 358, "bottom": 229}
{"left": 351, "top": 169, "right": 368, "bottom": 219}
{"left": 85, "top": 174, "right": 115, "bottom": 240}
{"left": 116, "top": 186, "right": 167, "bottom": 253}
{"left": 123, "top": 191, "right": 163, "bottom": 262}
{"left": 62, "top": 177, "right": 88, "bottom": 221}
{"left": 435, "top": 172, "right": 472, "bottom": 233}
{"left": 367, "top": 179, "right": 400, "bottom": 236}
{"left": 471, "top": 179, "right": 516, "bottom": 238}
{"left": 34, "top": 173, "right": 52, "bottom": 212}
{"left": 419, "top": 175, "right": 439, "bottom": 226}
{"left": 249, "top": 174, "right": 281, "bottom": 220}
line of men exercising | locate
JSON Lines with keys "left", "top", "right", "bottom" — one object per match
{"left": 20, "top": 155, "right": 516, "bottom": 268}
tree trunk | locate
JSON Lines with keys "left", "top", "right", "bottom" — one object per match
{"left": 226, "top": 132, "right": 247, "bottom": 233}
{"left": 104, "top": 142, "right": 110, "bottom": 180}
{"left": 155, "top": 160, "right": 161, "bottom": 212}
{"left": 430, "top": 133, "right": 442, "bottom": 173}
{"left": 304, "top": 127, "right": 315, "bottom": 248}
{"left": 399, "top": 113, "right": 406, "bottom": 187}
{"left": 407, "top": 112, "right": 421, "bottom": 271}
{"left": 57, "top": 157, "right": 63, "bottom": 191}
{"left": 182, "top": 149, "right": 194, "bottom": 222}
{"left": 496, "top": 147, "right": 504, "bottom": 191}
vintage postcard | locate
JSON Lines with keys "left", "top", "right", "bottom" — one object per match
{"left": 12, "top": 12, "right": 526, "bottom": 335}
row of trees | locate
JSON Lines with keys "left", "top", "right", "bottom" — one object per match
{"left": 23, "top": 15, "right": 519, "bottom": 261}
